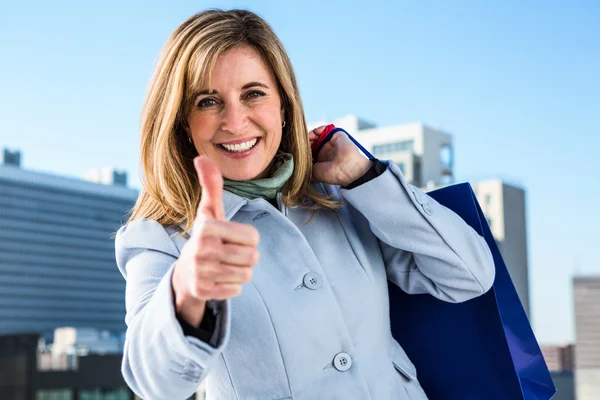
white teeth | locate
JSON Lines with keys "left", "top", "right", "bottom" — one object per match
{"left": 221, "top": 138, "right": 258, "bottom": 152}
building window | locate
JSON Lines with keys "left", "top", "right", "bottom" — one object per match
{"left": 36, "top": 389, "right": 73, "bottom": 400}
{"left": 439, "top": 145, "right": 453, "bottom": 168}
{"left": 78, "top": 388, "right": 131, "bottom": 400}
{"left": 485, "top": 194, "right": 492, "bottom": 205}
{"left": 412, "top": 157, "right": 422, "bottom": 187}
{"left": 372, "top": 140, "right": 414, "bottom": 156}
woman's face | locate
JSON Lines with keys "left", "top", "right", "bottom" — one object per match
{"left": 187, "top": 45, "right": 285, "bottom": 181}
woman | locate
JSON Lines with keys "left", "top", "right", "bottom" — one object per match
{"left": 115, "top": 9, "right": 495, "bottom": 400}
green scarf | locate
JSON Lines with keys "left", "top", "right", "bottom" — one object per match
{"left": 223, "top": 152, "right": 294, "bottom": 200}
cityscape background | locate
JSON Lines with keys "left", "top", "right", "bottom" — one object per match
{"left": 1, "top": 1, "right": 598, "bottom": 399}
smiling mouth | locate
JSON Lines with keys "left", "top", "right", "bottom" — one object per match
{"left": 218, "top": 138, "right": 260, "bottom": 153}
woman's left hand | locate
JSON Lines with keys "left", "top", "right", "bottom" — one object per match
{"left": 309, "top": 126, "right": 372, "bottom": 187}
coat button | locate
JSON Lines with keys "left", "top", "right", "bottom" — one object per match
{"left": 333, "top": 352, "right": 352, "bottom": 371}
{"left": 303, "top": 272, "right": 322, "bottom": 290}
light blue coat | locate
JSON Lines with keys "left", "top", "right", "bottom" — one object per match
{"left": 115, "top": 161, "right": 495, "bottom": 400}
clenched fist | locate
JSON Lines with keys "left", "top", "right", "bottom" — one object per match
{"left": 308, "top": 125, "right": 372, "bottom": 187}
{"left": 171, "top": 156, "right": 260, "bottom": 327}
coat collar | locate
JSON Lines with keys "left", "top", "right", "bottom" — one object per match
{"left": 178, "top": 183, "right": 326, "bottom": 236}
{"left": 223, "top": 189, "right": 250, "bottom": 220}
{"left": 177, "top": 189, "right": 252, "bottom": 238}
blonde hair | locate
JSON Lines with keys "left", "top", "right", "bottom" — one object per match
{"left": 127, "top": 9, "right": 340, "bottom": 231}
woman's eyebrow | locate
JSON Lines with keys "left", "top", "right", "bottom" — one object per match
{"left": 195, "top": 82, "right": 268, "bottom": 96}
{"left": 242, "top": 81, "right": 269, "bottom": 90}
{"left": 196, "top": 88, "right": 218, "bottom": 96}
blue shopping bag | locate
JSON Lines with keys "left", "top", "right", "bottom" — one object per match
{"left": 388, "top": 183, "right": 556, "bottom": 400}
{"left": 312, "top": 125, "right": 555, "bottom": 399}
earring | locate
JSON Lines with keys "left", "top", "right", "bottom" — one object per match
{"left": 188, "top": 137, "right": 193, "bottom": 144}
{"left": 282, "top": 120, "right": 286, "bottom": 128}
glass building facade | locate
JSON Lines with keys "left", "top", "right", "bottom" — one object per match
{"left": 0, "top": 164, "right": 137, "bottom": 335}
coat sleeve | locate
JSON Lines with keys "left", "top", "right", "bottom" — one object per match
{"left": 114, "top": 218, "right": 231, "bottom": 399}
{"left": 339, "top": 160, "right": 495, "bottom": 303}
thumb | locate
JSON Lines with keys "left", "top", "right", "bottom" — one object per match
{"left": 194, "top": 156, "right": 225, "bottom": 221}
{"left": 309, "top": 125, "right": 327, "bottom": 138}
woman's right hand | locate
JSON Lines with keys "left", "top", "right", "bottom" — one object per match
{"left": 172, "top": 156, "right": 260, "bottom": 327}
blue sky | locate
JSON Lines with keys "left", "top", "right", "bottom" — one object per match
{"left": 1, "top": 0, "right": 598, "bottom": 344}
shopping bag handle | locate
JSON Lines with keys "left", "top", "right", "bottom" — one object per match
{"left": 311, "top": 124, "right": 375, "bottom": 161}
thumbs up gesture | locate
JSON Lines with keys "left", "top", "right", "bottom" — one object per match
{"left": 172, "top": 156, "right": 260, "bottom": 326}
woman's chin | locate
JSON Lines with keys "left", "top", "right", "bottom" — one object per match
{"left": 222, "top": 168, "right": 264, "bottom": 181}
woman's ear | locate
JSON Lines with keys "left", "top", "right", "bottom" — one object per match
{"left": 180, "top": 119, "right": 192, "bottom": 137}
{"left": 178, "top": 122, "right": 193, "bottom": 144}
{"left": 181, "top": 121, "right": 190, "bottom": 134}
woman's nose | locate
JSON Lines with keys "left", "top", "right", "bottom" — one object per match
{"left": 220, "top": 101, "right": 247, "bottom": 135}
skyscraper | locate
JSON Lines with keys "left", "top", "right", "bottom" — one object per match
{"left": 0, "top": 149, "right": 137, "bottom": 335}
{"left": 471, "top": 180, "right": 530, "bottom": 316}
{"left": 573, "top": 275, "right": 600, "bottom": 399}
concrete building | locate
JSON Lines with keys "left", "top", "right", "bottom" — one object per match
{"left": 471, "top": 180, "right": 530, "bottom": 316}
{"left": 309, "top": 115, "right": 531, "bottom": 315}
{"left": 0, "top": 332, "right": 133, "bottom": 400}
{"left": 541, "top": 344, "right": 575, "bottom": 372}
{"left": 82, "top": 167, "right": 128, "bottom": 187}
{"left": 541, "top": 344, "right": 576, "bottom": 399}
{"left": 0, "top": 148, "right": 137, "bottom": 335}
{"left": 550, "top": 371, "right": 576, "bottom": 400}
{"left": 573, "top": 275, "right": 600, "bottom": 400}
{"left": 51, "top": 327, "right": 125, "bottom": 356}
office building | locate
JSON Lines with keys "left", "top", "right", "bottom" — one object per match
{"left": 550, "top": 371, "right": 575, "bottom": 400}
{"left": 471, "top": 180, "right": 530, "bottom": 316}
{"left": 541, "top": 344, "right": 575, "bottom": 372}
{"left": 0, "top": 332, "right": 132, "bottom": 400}
{"left": 0, "top": 148, "right": 137, "bottom": 335}
{"left": 573, "top": 275, "right": 600, "bottom": 399}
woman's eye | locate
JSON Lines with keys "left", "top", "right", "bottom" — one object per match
{"left": 197, "top": 98, "right": 217, "bottom": 108}
{"left": 245, "top": 90, "right": 265, "bottom": 99}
